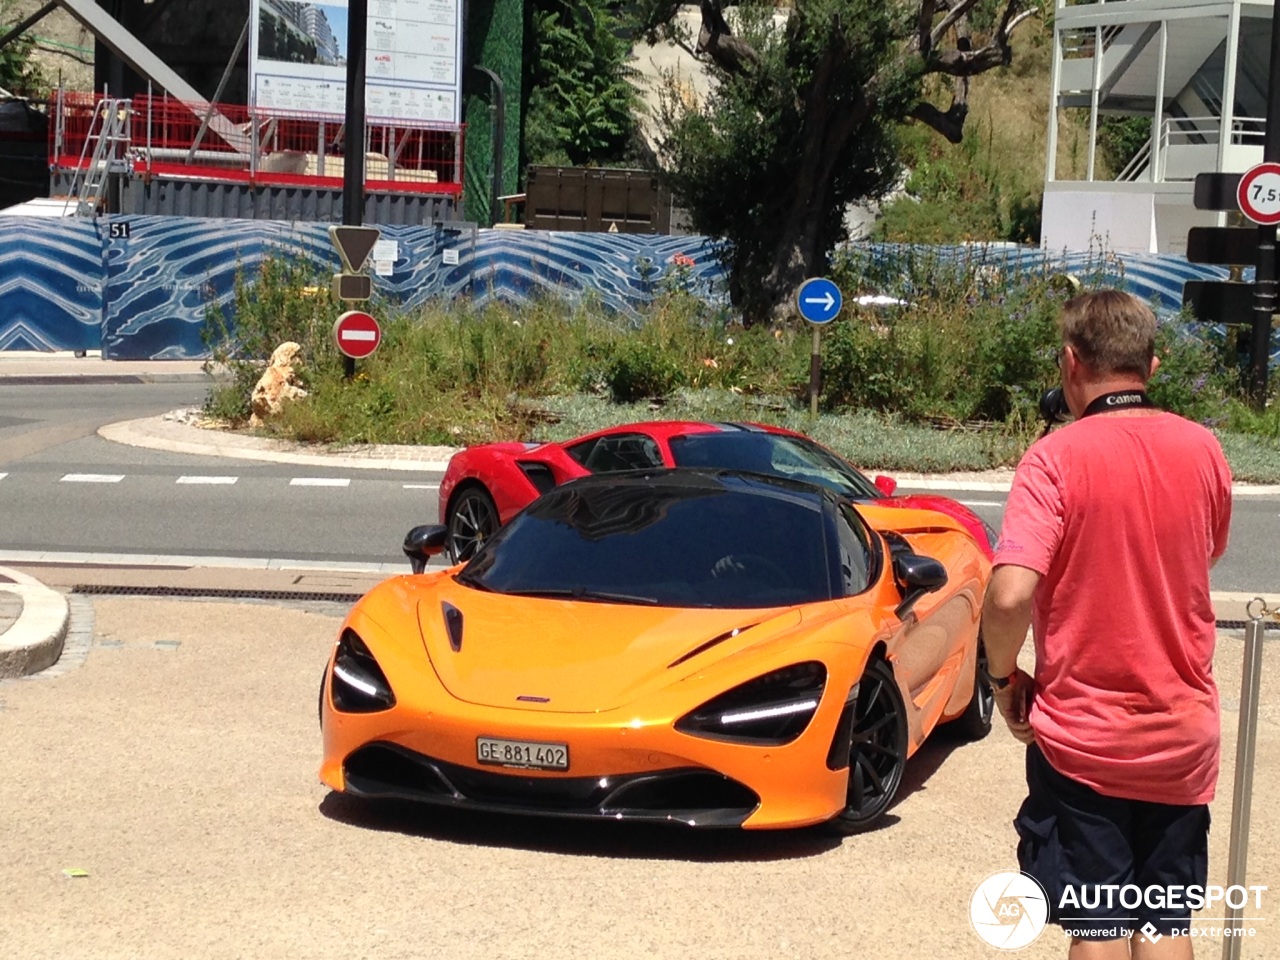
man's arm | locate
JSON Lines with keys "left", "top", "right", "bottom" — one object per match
{"left": 982, "top": 564, "right": 1039, "bottom": 677}
{"left": 982, "top": 563, "right": 1040, "bottom": 744}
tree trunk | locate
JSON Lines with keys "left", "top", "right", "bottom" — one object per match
{"left": 754, "top": 33, "right": 866, "bottom": 324}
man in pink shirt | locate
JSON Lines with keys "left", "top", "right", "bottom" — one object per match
{"left": 983, "top": 290, "right": 1232, "bottom": 960}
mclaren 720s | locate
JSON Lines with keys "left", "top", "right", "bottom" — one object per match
{"left": 319, "top": 469, "right": 994, "bottom": 833}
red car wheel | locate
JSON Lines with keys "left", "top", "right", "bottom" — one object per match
{"left": 446, "top": 486, "right": 500, "bottom": 563}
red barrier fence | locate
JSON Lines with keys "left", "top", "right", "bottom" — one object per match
{"left": 50, "top": 92, "right": 464, "bottom": 196}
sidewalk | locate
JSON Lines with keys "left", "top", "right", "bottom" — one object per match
{"left": 0, "top": 351, "right": 211, "bottom": 384}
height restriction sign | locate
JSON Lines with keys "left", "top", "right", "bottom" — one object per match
{"left": 1236, "top": 162, "right": 1280, "bottom": 225}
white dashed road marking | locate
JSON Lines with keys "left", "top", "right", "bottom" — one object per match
{"left": 958, "top": 500, "right": 1004, "bottom": 508}
{"left": 176, "top": 476, "right": 239, "bottom": 485}
{"left": 60, "top": 474, "right": 125, "bottom": 483}
{"left": 402, "top": 484, "right": 438, "bottom": 490}
{"left": 289, "top": 477, "right": 352, "bottom": 487}
{"left": 0, "top": 473, "right": 7, "bottom": 481}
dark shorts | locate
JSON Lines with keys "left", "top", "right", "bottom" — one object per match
{"left": 1015, "top": 743, "right": 1210, "bottom": 941}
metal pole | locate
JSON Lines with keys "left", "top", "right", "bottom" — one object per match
{"left": 0, "top": 0, "right": 58, "bottom": 54}
{"left": 472, "top": 66, "right": 505, "bottom": 227}
{"left": 342, "top": 0, "right": 369, "bottom": 380}
{"left": 1152, "top": 21, "right": 1167, "bottom": 183}
{"left": 343, "top": 0, "right": 368, "bottom": 228}
{"left": 186, "top": 17, "right": 249, "bottom": 165}
{"left": 1086, "top": 25, "right": 1102, "bottom": 182}
{"left": 1221, "top": 614, "right": 1266, "bottom": 960}
{"left": 809, "top": 326, "right": 821, "bottom": 417}
{"left": 1045, "top": 13, "right": 1063, "bottom": 182}
{"left": 1248, "top": 0, "right": 1280, "bottom": 409}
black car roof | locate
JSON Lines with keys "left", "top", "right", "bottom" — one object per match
{"left": 558, "top": 467, "right": 840, "bottom": 507}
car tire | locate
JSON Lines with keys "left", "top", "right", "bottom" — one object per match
{"left": 826, "top": 658, "right": 908, "bottom": 834}
{"left": 951, "top": 640, "right": 995, "bottom": 741}
{"left": 446, "top": 485, "right": 500, "bottom": 564}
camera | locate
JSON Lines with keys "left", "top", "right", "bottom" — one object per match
{"left": 1039, "top": 387, "right": 1072, "bottom": 426}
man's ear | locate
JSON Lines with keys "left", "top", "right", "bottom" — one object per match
{"left": 1149, "top": 355, "right": 1161, "bottom": 379}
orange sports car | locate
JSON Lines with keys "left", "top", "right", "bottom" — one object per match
{"left": 319, "top": 469, "right": 993, "bottom": 832}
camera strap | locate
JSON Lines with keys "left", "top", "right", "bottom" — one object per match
{"left": 1080, "top": 390, "right": 1156, "bottom": 418}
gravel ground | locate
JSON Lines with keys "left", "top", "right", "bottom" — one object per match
{"left": 0, "top": 597, "right": 1276, "bottom": 960}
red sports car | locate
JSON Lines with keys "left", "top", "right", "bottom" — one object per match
{"left": 437, "top": 421, "right": 997, "bottom": 564}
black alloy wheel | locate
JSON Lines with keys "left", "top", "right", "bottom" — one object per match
{"left": 951, "top": 640, "right": 995, "bottom": 741}
{"left": 829, "top": 658, "right": 908, "bottom": 834}
{"left": 446, "top": 486, "right": 500, "bottom": 563}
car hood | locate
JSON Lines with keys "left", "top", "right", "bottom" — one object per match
{"left": 415, "top": 580, "right": 802, "bottom": 713}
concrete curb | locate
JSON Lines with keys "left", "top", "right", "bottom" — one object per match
{"left": 0, "top": 567, "right": 70, "bottom": 680}
{"left": 98, "top": 416, "right": 456, "bottom": 472}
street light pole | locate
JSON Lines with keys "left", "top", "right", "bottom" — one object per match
{"left": 343, "top": 0, "right": 368, "bottom": 229}
{"left": 1250, "top": 0, "right": 1280, "bottom": 408}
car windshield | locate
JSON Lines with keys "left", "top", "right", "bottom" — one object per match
{"left": 458, "top": 474, "right": 836, "bottom": 609}
{"left": 668, "top": 432, "right": 882, "bottom": 500}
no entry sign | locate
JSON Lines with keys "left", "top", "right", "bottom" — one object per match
{"left": 332, "top": 310, "right": 382, "bottom": 360}
{"left": 1236, "top": 162, "right": 1280, "bottom": 225}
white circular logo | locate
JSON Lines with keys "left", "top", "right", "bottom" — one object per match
{"left": 970, "top": 870, "right": 1050, "bottom": 950}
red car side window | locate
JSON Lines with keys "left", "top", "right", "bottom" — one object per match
{"left": 569, "top": 434, "right": 664, "bottom": 474}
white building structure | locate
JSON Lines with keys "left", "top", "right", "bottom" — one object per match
{"left": 1043, "top": 0, "right": 1272, "bottom": 254}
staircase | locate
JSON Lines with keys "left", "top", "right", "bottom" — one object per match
{"left": 68, "top": 98, "right": 132, "bottom": 216}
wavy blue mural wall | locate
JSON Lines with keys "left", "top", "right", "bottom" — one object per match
{"left": 0, "top": 214, "right": 1274, "bottom": 363}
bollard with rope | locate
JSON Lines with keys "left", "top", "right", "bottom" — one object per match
{"left": 1222, "top": 598, "right": 1275, "bottom": 960}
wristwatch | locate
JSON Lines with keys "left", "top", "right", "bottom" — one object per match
{"left": 982, "top": 665, "right": 1014, "bottom": 690}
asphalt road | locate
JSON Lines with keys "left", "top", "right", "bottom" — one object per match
{"left": 0, "top": 382, "right": 444, "bottom": 568}
{"left": 1, "top": 381, "right": 1277, "bottom": 592}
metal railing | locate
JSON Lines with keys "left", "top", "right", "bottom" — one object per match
{"left": 50, "top": 92, "right": 465, "bottom": 198}
{"left": 1115, "top": 115, "right": 1266, "bottom": 183}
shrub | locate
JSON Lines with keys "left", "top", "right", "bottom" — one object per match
{"left": 202, "top": 254, "right": 340, "bottom": 421}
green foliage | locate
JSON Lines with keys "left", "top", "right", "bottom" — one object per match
{"left": 0, "top": 3, "right": 46, "bottom": 96}
{"left": 1097, "top": 116, "right": 1151, "bottom": 175}
{"left": 201, "top": 253, "right": 1280, "bottom": 480}
{"left": 824, "top": 249, "right": 1063, "bottom": 420}
{"left": 202, "top": 255, "right": 342, "bottom": 421}
{"left": 1146, "top": 316, "right": 1236, "bottom": 425}
{"left": 656, "top": 0, "right": 921, "bottom": 319}
{"left": 523, "top": 0, "right": 638, "bottom": 167}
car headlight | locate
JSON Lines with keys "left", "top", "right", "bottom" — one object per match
{"left": 329, "top": 629, "right": 396, "bottom": 713}
{"left": 676, "top": 662, "right": 826, "bottom": 745}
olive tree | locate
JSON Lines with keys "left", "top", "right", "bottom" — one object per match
{"left": 639, "top": 0, "right": 1040, "bottom": 322}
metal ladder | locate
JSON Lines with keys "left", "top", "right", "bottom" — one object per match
{"left": 70, "top": 97, "right": 133, "bottom": 216}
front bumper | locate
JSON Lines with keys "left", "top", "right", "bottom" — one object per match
{"left": 342, "top": 741, "right": 760, "bottom": 827}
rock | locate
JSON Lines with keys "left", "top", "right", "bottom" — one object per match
{"left": 249, "top": 342, "right": 308, "bottom": 427}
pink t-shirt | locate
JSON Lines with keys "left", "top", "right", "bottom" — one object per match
{"left": 994, "top": 411, "right": 1232, "bottom": 805}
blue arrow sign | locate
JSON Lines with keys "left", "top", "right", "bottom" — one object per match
{"left": 796, "top": 277, "right": 843, "bottom": 324}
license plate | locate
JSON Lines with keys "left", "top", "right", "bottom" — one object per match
{"left": 476, "top": 736, "right": 569, "bottom": 771}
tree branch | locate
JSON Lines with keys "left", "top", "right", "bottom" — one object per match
{"left": 909, "top": 101, "right": 969, "bottom": 144}
{"left": 916, "top": 0, "right": 938, "bottom": 59}
{"left": 929, "top": 0, "right": 983, "bottom": 50}
{"left": 696, "top": 0, "right": 759, "bottom": 74}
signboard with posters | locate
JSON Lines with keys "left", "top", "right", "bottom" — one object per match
{"left": 249, "top": 0, "right": 462, "bottom": 123}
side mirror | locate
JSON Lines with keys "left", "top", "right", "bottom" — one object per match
{"left": 403, "top": 524, "right": 448, "bottom": 574}
{"left": 892, "top": 552, "right": 947, "bottom": 620}
{"left": 873, "top": 474, "right": 897, "bottom": 496}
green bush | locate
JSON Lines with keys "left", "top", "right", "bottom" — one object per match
{"left": 202, "top": 255, "right": 342, "bottom": 420}
{"left": 199, "top": 251, "right": 1280, "bottom": 481}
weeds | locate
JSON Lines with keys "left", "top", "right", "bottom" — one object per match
{"left": 201, "top": 251, "right": 1280, "bottom": 477}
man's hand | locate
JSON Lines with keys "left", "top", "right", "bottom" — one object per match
{"left": 993, "top": 668, "right": 1036, "bottom": 744}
